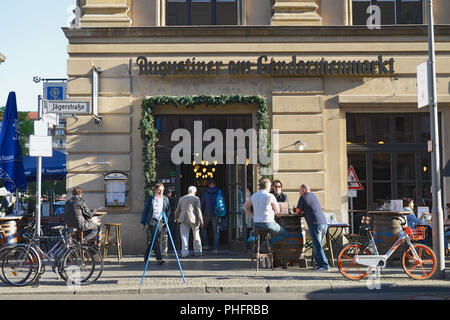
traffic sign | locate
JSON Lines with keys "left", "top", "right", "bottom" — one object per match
{"left": 45, "top": 100, "right": 90, "bottom": 114}
{"left": 348, "top": 165, "right": 364, "bottom": 190}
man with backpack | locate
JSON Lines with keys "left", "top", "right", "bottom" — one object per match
{"left": 200, "top": 179, "right": 225, "bottom": 253}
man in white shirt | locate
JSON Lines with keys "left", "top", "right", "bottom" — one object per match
{"left": 243, "top": 178, "right": 288, "bottom": 252}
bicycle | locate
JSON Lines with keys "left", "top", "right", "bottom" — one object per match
{"left": 337, "top": 215, "right": 436, "bottom": 280}
{"left": 0, "top": 224, "right": 96, "bottom": 286}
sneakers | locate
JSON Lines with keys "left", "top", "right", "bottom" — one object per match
{"left": 157, "top": 260, "right": 165, "bottom": 266}
{"left": 314, "top": 266, "right": 330, "bottom": 271}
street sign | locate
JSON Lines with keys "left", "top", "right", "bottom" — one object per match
{"left": 417, "top": 61, "right": 429, "bottom": 109}
{"left": 348, "top": 189, "right": 357, "bottom": 198}
{"left": 43, "top": 82, "right": 67, "bottom": 101}
{"left": 33, "top": 120, "right": 48, "bottom": 137}
{"left": 348, "top": 165, "right": 364, "bottom": 190}
{"left": 29, "top": 135, "right": 52, "bottom": 157}
{"left": 45, "top": 100, "right": 90, "bottom": 114}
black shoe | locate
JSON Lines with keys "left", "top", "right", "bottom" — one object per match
{"left": 157, "top": 260, "right": 165, "bottom": 266}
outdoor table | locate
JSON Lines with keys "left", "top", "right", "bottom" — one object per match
{"left": 272, "top": 213, "right": 305, "bottom": 268}
{"left": 0, "top": 215, "right": 24, "bottom": 244}
{"left": 325, "top": 223, "right": 350, "bottom": 267}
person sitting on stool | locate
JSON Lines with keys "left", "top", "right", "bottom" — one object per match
{"left": 64, "top": 187, "right": 100, "bottom": 243}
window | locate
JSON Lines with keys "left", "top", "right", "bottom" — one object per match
{"left": 352, "top": 0, "right": 422, "bottom": 25}
{"left": 167, "top": 0, "right": 238, "bottom": 26}
{"left": 346, "top": 114, "right": 436, "bottom": 212}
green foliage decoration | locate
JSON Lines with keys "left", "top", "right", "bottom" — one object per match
{"left": 140, "top": 95, "right": 271, "bottom": 196}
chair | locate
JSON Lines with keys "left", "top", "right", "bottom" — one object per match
{"left": 251, "top": 229, "right": 274, "bottom": 271}
{"left": 103, "top": 223, "right": 123, "bottom": 261}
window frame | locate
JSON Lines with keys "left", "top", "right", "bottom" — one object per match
{"left": 166, "top": 0, "right": 239, "bottom": 26}
{"left": 351, "top": 0, "right": 423, "bottom": 25}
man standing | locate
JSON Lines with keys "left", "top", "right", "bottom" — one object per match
{"left": 141, "top": 183, "right": 171, "bottom": 265}
{"left": 65, "top": 187, "right": 100, "bottom": 242}
{"left": 174, "top": 186, "right": 204, "bottom": 257}
{"left": 243, "top": 178, "right": 288, "bottom": 252}
{"left": 200, "top": 180, "right": 222, "bottom": 253}
{"left": 294, "top": 184, "right": 330, "bottom": 271}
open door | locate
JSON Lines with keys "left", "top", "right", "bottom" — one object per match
{"left": 226, "top": 163, "right": 247, "bottom": 253}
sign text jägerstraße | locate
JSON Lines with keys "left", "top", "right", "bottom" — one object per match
{"left": 136, "top": 55, "right": 395, "bottom": 78}
{"left": 46, "top": 101, "right": 91, "bottom": 114}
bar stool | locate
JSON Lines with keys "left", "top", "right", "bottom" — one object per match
{"left": 103, "top": 223, "right": 123, "bottom": 261}
{"left": 251, "top": 229, "right": 274, "bottom": 271}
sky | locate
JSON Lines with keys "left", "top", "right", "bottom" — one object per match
{"left": 0, "top": 0, "right": 75, "bottom": 111}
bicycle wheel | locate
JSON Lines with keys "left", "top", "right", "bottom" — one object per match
{"left": 402, "top": 243, "right": 436, "bottom": 280}
{"left": 1, "top": 246, "right": 41, "bottom": 286}
{"left": 60, "top": 246, "right": 95, "bottom": 284}
{"left": 337, "top": 242, "right": 371, "bottom": 280}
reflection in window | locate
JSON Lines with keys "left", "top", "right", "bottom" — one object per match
{"left": 373, "top": 153, "right": 391, "bottom": 180}
{"left": 347, "top": 115, "right": 366, "bottom": 144}
{"left": 397, "top": 153, "right": 415, "bottom": 180}
{"left": 416, "top": 116, "right": 431, "bottom": 142}
{"left": 396, "top": 117, "right": 414, "bottom": 143}
{"left": 167, "top": 0, "right": 188, "bottom": 25}
{"left": 348, "top": 152, "right": 367, "bottom": 180}
{"left": 371, "top": 117, "right": 390, "bottom": 144}
{"left": 192, "top": 0, "right": 212, "bottom": 25}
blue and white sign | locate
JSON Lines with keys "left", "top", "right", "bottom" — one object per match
{"left": 43, "top": 82, "right": 67, "bottom": 101}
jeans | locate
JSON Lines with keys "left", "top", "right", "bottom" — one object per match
{"left": 253, "top": 221, "right": 289, "bottom": 247}
{"left": 180, "top": 222, "right": 202, "bottom": 257}
{"left": 309, "top": 224, "right": 330, "bottom": 269}
{"left": 444, "top": 230, "right": 450, "bottom": 250}
{"left": 201, "top": 216, "right": 220, "bottom": 251}
{"left": 145, "top": 219, "right": 164, "bottom": 261}
{"left": 84, "top": 222, "right": 100, "bottom": 242}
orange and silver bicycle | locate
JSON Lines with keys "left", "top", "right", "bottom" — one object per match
{"left": 338, "top": 215, "right": 436, "bottom": 280}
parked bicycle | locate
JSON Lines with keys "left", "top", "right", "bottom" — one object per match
{"left": 0, "top": 223, "right": 102, "bottom": 286}
{"left": 338, "top": 215, "right": 436, "bottom": 280}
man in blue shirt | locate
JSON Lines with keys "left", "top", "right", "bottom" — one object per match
{"left": 294, "top": 184, "right": 330, "bottom": 271}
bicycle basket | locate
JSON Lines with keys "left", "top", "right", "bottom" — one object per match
{"left": 405, "top": 226, "right": 425, "bottom": 241}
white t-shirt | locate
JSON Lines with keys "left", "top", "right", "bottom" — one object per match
{"left": 152, "top": 196, "right": 164, "bottom": 220}
{"left": 251, "top": 189, "right": 278, "bottom": 223}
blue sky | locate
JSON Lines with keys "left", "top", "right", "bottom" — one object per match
{"left": 0, "top": 0, "right": 75, "bottom": 111}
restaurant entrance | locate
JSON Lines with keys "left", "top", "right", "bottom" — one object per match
{"left": 155, "top": 114, "right": 254, "bottom": 253}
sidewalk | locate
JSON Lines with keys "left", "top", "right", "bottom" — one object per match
{"left": 0, "top": 251, "right": 448, "bottom": 297}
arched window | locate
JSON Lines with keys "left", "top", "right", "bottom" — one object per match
{"left": 167, "top": 0, "right": 238, "bottom": 25}
{"left": 352, "top": 0, "right": 422, "bottom": 25}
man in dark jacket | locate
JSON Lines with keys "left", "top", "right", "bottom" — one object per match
{"left": 140, "top": 183, "right": 171, "bottom": 264}
{"left": 200, "top": 180, "right": 222, "bottom": 253}
{"left": 64, "top": 187, "right": 100, "bottom": 242}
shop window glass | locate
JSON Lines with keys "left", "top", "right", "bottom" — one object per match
{"left": 373, "top": 183, "right": 391, "bottom": 205}
{"left": 216, "top": 0, "right": 237, "bottom": 25}
{"left": 348, "top": 152, "right": 367, "bottom": 180}
{"left": 346, "top": 115, "right": 366, "bottom": 144}
{"left": 167, "top": 0, "right": 188, "bottom": 25}
{"left": 371, "top": 117, "right": 390, "bottom": 144}
{"left": 398, "top": 182, "right": 415, "bottom": 199}
{"left": 397, "top": 153, "right": 415, "bottom": 180}
{"left": 421, "top": 152, "right": 431, "bottom": 181}
{"left": 398, "top": 0, "right": 422, "bottom": 24}
{"left": 167, "top": 0, "right": 237, "bottom": 25}
{"left": 192, "top": 0, "right": 212, "bottom": 25}
{"left": 373, "top": 153, "right": 391, "bottom": 180}
{"left": 352, "top": 0, "right": 422, "bottom": 25}
{"left": 352, "top": 0, "right": 371, "bottom": 25}
{"left": 416, "top": 116, "right": 431, "bottom": 143}
{"left": 395, "top": 117, "right": 414, "bottom": 143}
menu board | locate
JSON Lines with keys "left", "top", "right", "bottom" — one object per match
{"left": 105, "top": 173, "right": 127, "bottom": 206}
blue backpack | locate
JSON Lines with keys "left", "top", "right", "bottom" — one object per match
{"left": 214, "top": 190, "right": 227, "bottom": 217}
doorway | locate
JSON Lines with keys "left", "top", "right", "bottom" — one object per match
{"left": 155, "top": 114, "right": 254, "bottom": 253}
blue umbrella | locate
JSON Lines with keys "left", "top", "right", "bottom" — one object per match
{"left": 0, "top": 92, "right": 27, "bottom": 192}
{"left": 23, "top": 149, "right": 67, "bottom": 181}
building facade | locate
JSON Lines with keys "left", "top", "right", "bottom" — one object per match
{"left": 65, "top": 0, "right": 450, "bottom": 254}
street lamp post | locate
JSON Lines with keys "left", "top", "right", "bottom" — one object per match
{"left": 426, "top": 0, "right": 445, "bottom": 279}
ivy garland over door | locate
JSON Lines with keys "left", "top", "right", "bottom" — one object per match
{"left": 140, "top": 94, "right": 271, "bottom": 196}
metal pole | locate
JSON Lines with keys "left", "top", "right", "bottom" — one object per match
{"left": 35, "top": 95, "right": 42, "bottom": 236}
{"left": 426, "top": 0, "right": 445, "bottom": 279}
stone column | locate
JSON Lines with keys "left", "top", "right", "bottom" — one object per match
{"left": 80, "top": 0, "right": 132, "bottom": 27}
{"left": 270, "top": 0, "right": 322, "bottom": 26}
